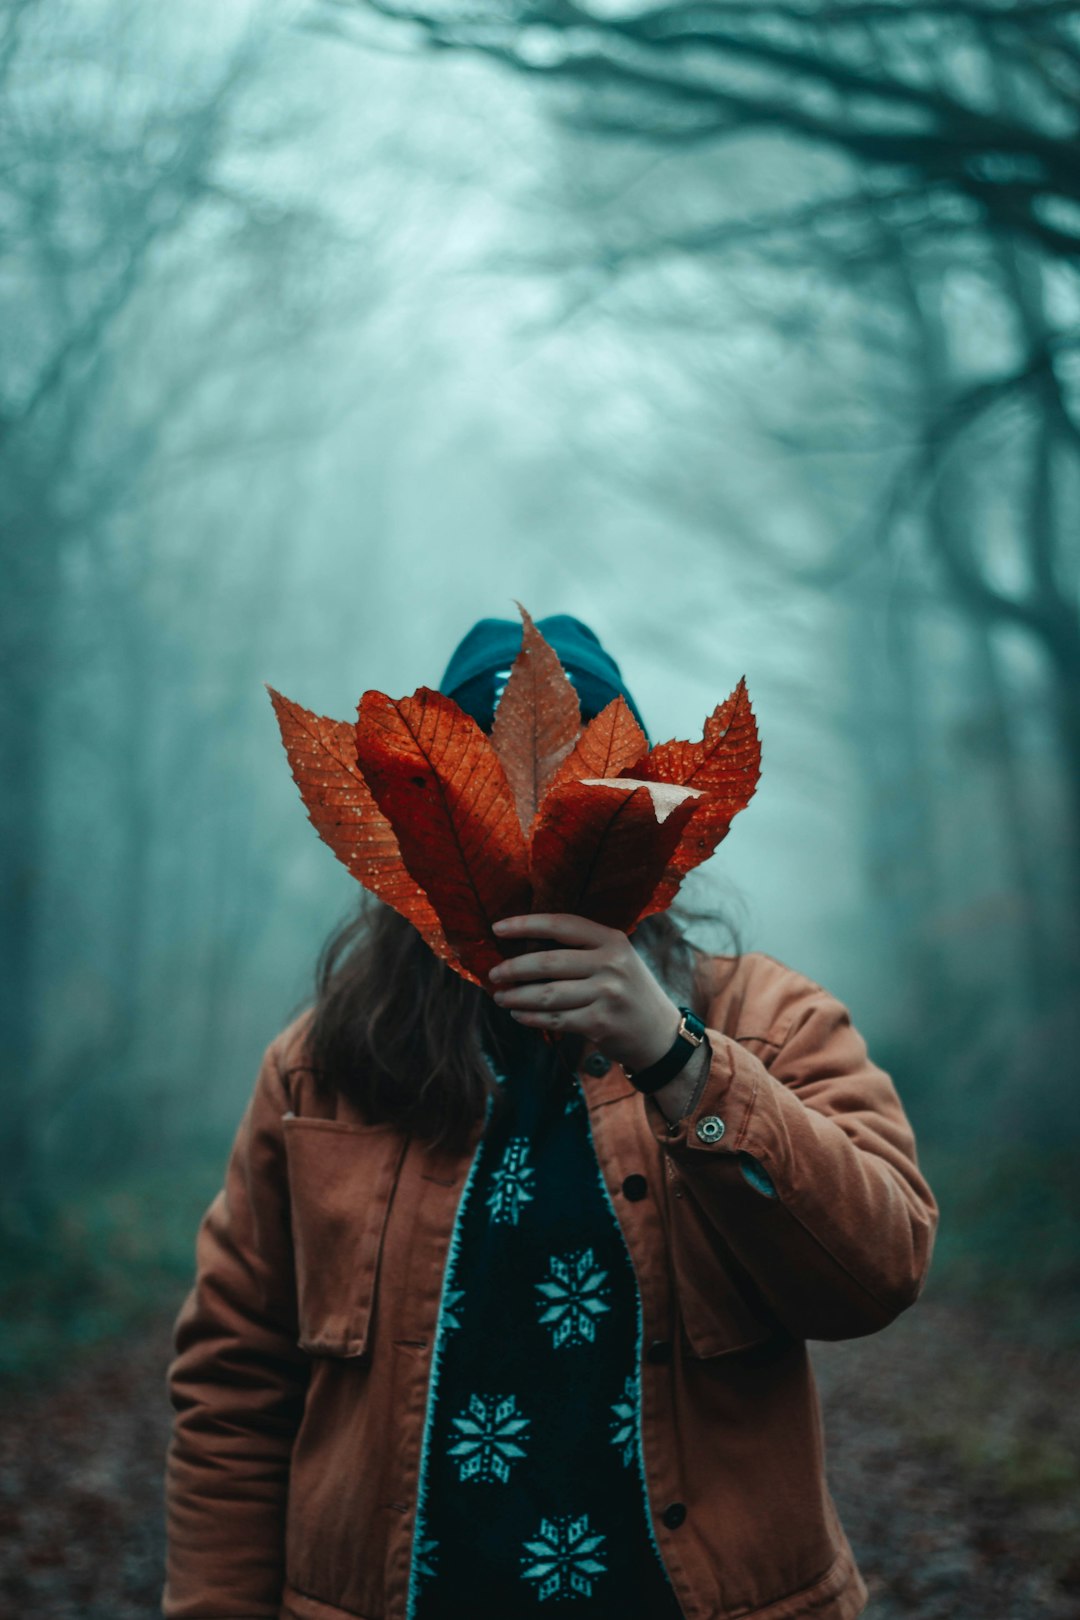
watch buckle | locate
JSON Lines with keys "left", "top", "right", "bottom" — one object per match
{"left": 678, "top": 1012, "right": 704, "bottom": 1047}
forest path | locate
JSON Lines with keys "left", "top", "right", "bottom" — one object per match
{"left": 0, "top": 1298, "right": 1077, "bottom": 1619}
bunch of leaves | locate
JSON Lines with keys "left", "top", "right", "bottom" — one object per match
{"left": 268, "top": 605, "right": 760, "bottom": 986}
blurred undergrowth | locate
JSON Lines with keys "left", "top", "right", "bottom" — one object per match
{"left": 0, "top": 1147, "right": 224, "bottom": 1393}
{"left": 919, "top": 1144, "right": 1080, "bottom": 1349}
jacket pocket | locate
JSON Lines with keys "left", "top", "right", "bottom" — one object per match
{"left": 283, "top": 1115, "right": 407, "bottom": 1358}
{"left": 280, "top": 1579, "right": 376, "bottom": 1618}
{"left": 668, "top": 1178, "right": 781, "bottom": 1358}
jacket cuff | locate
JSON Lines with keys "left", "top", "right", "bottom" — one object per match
{"left": 644, "top": 1030, "right": 759, "bottom": 1156}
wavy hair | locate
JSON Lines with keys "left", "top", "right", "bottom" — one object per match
{"left": 298, "top": 896, "right": 742, "bottom": 1156}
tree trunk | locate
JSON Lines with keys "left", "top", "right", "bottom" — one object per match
{"left": 0, "top": 498, "right": 59, "bottom": 1213}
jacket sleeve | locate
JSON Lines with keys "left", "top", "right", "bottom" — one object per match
{"left": 643, "top": 975, "right": 938, "bottom": 1341}
{"left": 163, "top": 1039, "right": 310, "bottom": 1619}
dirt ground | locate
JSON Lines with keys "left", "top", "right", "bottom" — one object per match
{"left": 1, "top": 1296, "right": 1077, "bottom": 1620}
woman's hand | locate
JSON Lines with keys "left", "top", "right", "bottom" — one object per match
{"left": 488, "top": 913, "right": 682, "bottom": 1074}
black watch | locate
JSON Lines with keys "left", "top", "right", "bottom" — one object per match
{"left": 624, "top": 1007, "right": 708, "bottom": 1094}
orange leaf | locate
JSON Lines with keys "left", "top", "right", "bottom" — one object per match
{"left": 355, "top": 686, "right": 532, "bottom": 983}
{"left": 632, "top": 800, "right": 738, "bottom": 925}
{"left": 272, "top": 619, "right": 762, "bottom": 981}
{"left": 529, "top": 776, "right": 704, "bottom": 932}
{"left": 542, "top": 695, "right": 648, "bottom": 804}
{"left": 265, "top": 685, "right": 465, "bottom": 976}
{"left": 633, "top": 676, "right": 761, "bottom": 817}
{"left": 624, "top": 676, "right": 761, "bottom": 922}
{"left": 490, "top": 603, "right": 582, "bottom": 835}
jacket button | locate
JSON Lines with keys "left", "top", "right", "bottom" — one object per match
{"left": 695, "top": 1115, "right": 725, "bottom": 1144}
{"left": 646, "top": 1339, "right": 672, "bottom": 1364}
{"left": 583, "top": 1051, "right": 611, "bottom": 1077}
{"left": 661, "top": 1502, "right": 687, "bottom": 1529}
{"left": 621, "top": 1174, "right": 648, "bottom": 1202}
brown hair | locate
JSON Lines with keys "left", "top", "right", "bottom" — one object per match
{"left": 301, "top": 898, "right": 741, "bottom": 1156}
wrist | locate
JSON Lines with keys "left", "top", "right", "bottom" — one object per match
{"left": 620, "top": 1001, "right": 681, "bottom": 1074}
{"left": 651, "top": 1038, "right": 711, "bottom": 1126}
{"left": 624, "top": 1005, "right": 707, "bottom": 1094}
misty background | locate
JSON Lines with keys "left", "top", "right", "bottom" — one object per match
{"left": 3, "top": 0, "right": 1079, "bottom": 1385}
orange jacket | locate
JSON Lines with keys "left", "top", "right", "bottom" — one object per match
{"left": 163, "top": 951, "right": 937, "bottom": 1620}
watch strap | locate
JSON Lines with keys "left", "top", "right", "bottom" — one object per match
{"left": 625, "top": 1007, "right": 707, "bottom": 1094}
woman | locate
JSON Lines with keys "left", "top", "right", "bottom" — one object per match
{"left": 163, "top": 613, "right": 938, "bottom": 1620}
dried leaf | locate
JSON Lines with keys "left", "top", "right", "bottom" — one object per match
{"left": 632, "top": 799, "right": 738, "bottom": 925}
{"left": 580, "top": 776, "right": 703, "bottom": 824}
{"left": 529, "top": 776, "right": 703, "bottom": 933}
{"left": 543, "top": 696, "right": 648, "bottom": 801}
{"left": 626, "top": 679, "right": 761, "bottom": 923}
{"left": 271, "top": 617, "right": 762, "bottom": 988}
{"left": 355, "top": 686, "right": 532, "bottom": 982}
{"left": 265, "top": 684, "right": 463, "bottom": 974}
{"left": 632, "top": 675, "right": 761, "bottom": 814}
{"left": 490, "top": 603, "right": 581, "bottom": 835}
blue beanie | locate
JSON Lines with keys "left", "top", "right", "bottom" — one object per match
{"left": 438, "top": 613, "right": 649, "bottom": 741}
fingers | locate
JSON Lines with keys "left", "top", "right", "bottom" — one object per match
{"left": 505, "top": 1005, "right": 591, "bottom": 1033}
{"left": 489, "top": 948, "right": 595, "bottom": 986}
{"left": 493, "top": 913, "right": 615, "bottom": 949}
{"left": 489, "top": 914, "right": 629, "bottom": 1039}
{"left": 493, "top": 977, "right": 595, "bottom": 1012}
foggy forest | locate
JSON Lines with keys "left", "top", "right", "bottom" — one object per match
{"left": 1, "top": 1, "right": 1079, "bottom": 1616}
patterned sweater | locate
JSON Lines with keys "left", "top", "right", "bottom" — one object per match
{"left": 407, "top": 1027, "right": 686, "bottom": 1619}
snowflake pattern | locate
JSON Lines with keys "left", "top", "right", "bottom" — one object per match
{"left": 412, "top": 1532, "right": 439, "bottom": 1586}
{"left": 486, "top": 1136, "right": 536, "bottom": 1226}
{"left": 447, "top": 1393, "right": 531, "bottom": 1483}
{"left": 609, "top": 1373, "right": 637, "bottom": 1468}
{"left": 441, "top": 1284, "right": 465, "bottom": 1334}
{"left": 535, "top": 1248, "right": 612, "bottom": 1348}
{"left": 520, "top": 1512, "right": 608, "bottom": 1601}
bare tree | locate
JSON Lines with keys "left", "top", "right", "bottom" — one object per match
{"left": 322, "top": 0, "right": 1080, "bottom": 256}
{"left": 322, "top": 0, "right": 1080, "bottom": 933}
{"left": 0, "top": 5, "right": 338, "bottom": 1198}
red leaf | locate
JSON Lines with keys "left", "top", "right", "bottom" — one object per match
{"left": 632, "top": 799, "right": 737, "bottom": 924}
{"left": 273, "top": 617, "right": 762, "bottom": 981}
{"left": 628, "top": 676, "right": 761, "bottom": 919}
{"left": 355, "top": 686, "right": 532, "bottom": 983}
{"left": 543, "top": 695, "right": 648, "bottom": 802}
{"left": 490, "top": 603, "right": 582, "bottom": 835}
{"left": 633, "top": 676, "right": 761, "bottom": 815}
{"left": 265, "top": 685, "right": 463, "bottom": 975}
{"left": 529, "top": 776, "right": 704, "bottom": 933}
